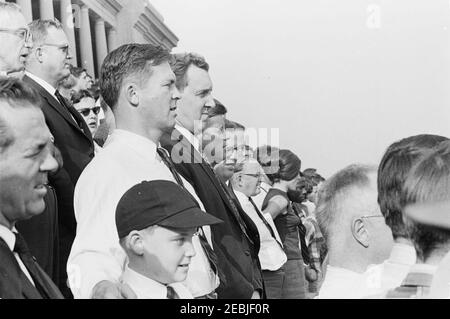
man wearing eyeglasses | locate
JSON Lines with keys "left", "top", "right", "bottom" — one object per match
{"left": 230, "top": 159, "right": 287, "bottom": 299}
{"left": 23, "top": 19, "right": 94, "bottom": 298}
{"left": 0, "top": 2, "right": 32, "bottom": 78}
{"left": 315, "top": 164, "right": 394, "bottom": 299}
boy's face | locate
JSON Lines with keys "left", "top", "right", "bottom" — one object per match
{"left": 141, "top": 225, "right": 197, "bottom": 284}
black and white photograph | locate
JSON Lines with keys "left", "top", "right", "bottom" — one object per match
{"left": 1, "top": 0, "right": 450, "bottom": 308}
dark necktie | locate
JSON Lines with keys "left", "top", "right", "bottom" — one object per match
{"left": 166, "top": 285, "right": 180, "bottom": 299}
{"left": 157, "top": 147, "right": 185, "bottom": 187}
{"left": 157, "top": 147, "right": 224, "bottom": 284}
{"left": 205, "top": 162, "right": 251, "bottom": 242}
{"left": 292, "top": 203, "right": 311, "bottom": 264}
{"left": 55, "top": 90, "right": 85, "bottom": 131}
{"left": 14, "top": 232, "right": 51, "bottom": 298}
{"left": 248, "top": 197, "right": 283, "bottom": 249}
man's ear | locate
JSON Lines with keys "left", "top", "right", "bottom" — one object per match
{"left": 35, "top": 47, "right": 44, "bottom": 63}
{"left": 128, "top": 231, "right": 145, "bottom": 256}
{"left": 124, "top": 83, "right": 139, "bottom": 107}
{"left": 352, "top": 218, "right": 369, "bottom": 248}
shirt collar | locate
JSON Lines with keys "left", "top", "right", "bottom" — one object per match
{"left": 388, "top": 242, "right": 417, "bottom": 266}
{"left": 175, "top": 123, "right": 201, "bottom": 153}
{"left": 122, "top": 267, "right": 170, "bottom": 299}
{"left": 0, "top": 224, "right": 18, "bottom": 251}
{"left": 0, "top": 70, "right": 8, "bottom": 77}
{"left": 402, "top": 263, "right": 437, "bottom": 288}
{"left": 105, "top": 129, "right": 159, "bottom": 161}
{"left": 234, "top": 190, "right": 250, "bottom": 204}
{"left": 25, "top": 71, "right": 57, "bottom": 98}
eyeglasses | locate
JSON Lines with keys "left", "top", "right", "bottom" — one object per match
{"left": 243, "top": 173, "right": 261, "bottom": 179}
{"left": 41, "top": 43, "right": 70, "bottom": 56}
{"left": 0, "top": 27, "right": 31, "bottom": 43}
{"left": 361, "top": 215, "right": 384, "bottom": 220}
{"left": 78, "top": 106, "right": 101, "bottom": 117}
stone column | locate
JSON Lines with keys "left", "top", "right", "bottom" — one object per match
{"left": 107, "top": 28, "right": 118, "bottom": 52}
{"left": 39, "top": 0, "right": 54, "bottom": 20}
{"left": 94, "top": 19, "right": 108, "bottom": 70}
{"left": 60, "top": 0, "right": 77, "bottom": 65}
{"left": 16, "top": 0, "right": 32, "bottom": 22}
{"left": 79, "top": 6, "right": 95, "bottom": 77}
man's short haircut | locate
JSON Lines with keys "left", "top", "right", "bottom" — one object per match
{"left": 377, "top": 135, "right": 448, "bottom": 240}
{"left": 401, "top": 141, "right": 450, "bottom": 261}
{"left": 225, "top": 119, "right": 245, "bottom": 130}
{"left": 0, "top": 78, "right": 41, "bottom": 152}
{"left": 99, "top": 43, "right": 170, "bottom": 110}
{"left": 70, "top": 66, "right": 87, "bottom": 79}
{"left": 70, "top": 89, "right": 93, "bottom": 105}
{"left": 208, "top": 98, "right": 227, "bottom": 118}
{"left": 170, "top": 53, "right": 209, "bottom": 91}
{"left": 28, "top": 19, "right": 64, "bottom": 46}
{"left": 303, "top": 168, "right": 325, "bottom": 186}
{"left": 316, "top": 164, "right": 376, "bottom": 242}
{"left": 0, "top": 1, "right": 21, "bottom": 14}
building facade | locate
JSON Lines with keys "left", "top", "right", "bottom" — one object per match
{"left": 9, "top": 0, "right": 178, "bottom": 77}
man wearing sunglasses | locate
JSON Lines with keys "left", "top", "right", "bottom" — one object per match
{"left": 0, "top": 2, "right": 32, "bottom": 78}
{"left": 23, "top": 19, "right": 94, "bottom": 298}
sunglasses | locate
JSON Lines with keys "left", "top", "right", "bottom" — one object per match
{"left": 78, "top": 106, "right": 101, "bottom": 117}
{"left": 0, "top": 27, "right": 31, "bottom": 43}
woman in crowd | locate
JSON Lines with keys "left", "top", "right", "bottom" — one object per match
{"left": 260, "top": 148, "right": 308, "bottom": 299}
{"left": 71, "top": 90, "right": 102, "bottom": 153}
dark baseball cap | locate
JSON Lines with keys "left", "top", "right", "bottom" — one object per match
{"left": 116, "top": 180, "right": 223, "bottom": 238}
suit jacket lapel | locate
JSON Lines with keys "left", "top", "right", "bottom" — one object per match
{"left": 0, "top": 238, "right": 42, "bottom": 299}
{"left": 23, "top": 75, "right": 92, "bottom": 142}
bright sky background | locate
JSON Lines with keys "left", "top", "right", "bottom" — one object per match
{"left": 150, "top": 0, "right": 450, "bottom": 177}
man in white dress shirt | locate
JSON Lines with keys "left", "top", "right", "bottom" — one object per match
{"left": 68, "top": 44, "right": 219, "bottom": 299}
{"left": 117, "top": 180, "right": 222, "bottom": 299}
{"left": 230, "top": 159, "right": 287, "bottom": 298}
{"left": 315, "top": 164, "right": 394, "bottom": 299}
{"left": 369, "top": 135, "right": 448, "bottom": 294}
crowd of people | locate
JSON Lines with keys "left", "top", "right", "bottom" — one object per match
{"left": 1, "top": 1, "right": 449, "bottom": 299}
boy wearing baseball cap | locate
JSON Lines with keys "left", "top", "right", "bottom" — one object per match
{"left": 116, "top": 180, "right": 222, "bottom": 299}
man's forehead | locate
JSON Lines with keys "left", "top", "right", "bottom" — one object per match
{"left": 46, "top": 27, "right": 69, "bottom": 43}
{"left": 186, "top": 65, "right": 212, "bottom": 88}
{"left": 0, "top": 10, "right": 27, "bottom": 29}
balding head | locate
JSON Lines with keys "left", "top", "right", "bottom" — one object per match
{"left": 316, "top": 164, "right": 393, "bottom": 272}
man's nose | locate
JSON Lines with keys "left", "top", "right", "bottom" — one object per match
{"left": 205, "top": 95, "right": 215, "bottom": 108}
{"left": 41, "top": 151, "right": 59, "bottom": 173}
{"left": 172, "top": 86, "right": 181, "bottom": 100}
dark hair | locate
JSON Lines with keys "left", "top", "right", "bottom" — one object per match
{"left": 70, "top": 66, "right": 87, "bottom": 79}
{"left": 99, "top": 43, "right": 170, "bottom": 110}
{"left": 402, "top": 141, "right": 450, "bottom": 261}
{"left": 0, "top": 78, "right": 41, "bottom": 151}
{"left": 377, "top": 135, "right": 448, "bottom": 240}
{"left": 170, "top": 53, "right": 209, "bottom": 91}
{"left": 303, "top": 168, "right": 325, "bottom": 186}
{"left": 225, "top": 119, "right": 245, "bottom": 130}
{"left": 70, "top": 89, "right": 94, "bottom": 105}
{"left": 264, "top": 149, "right": 301, "bottom": 183}
{"left": 28, "top": 19, "right": 64, "bottom": 45}
{"left": 208, "top": 99, "right": 227, "bottom": 118}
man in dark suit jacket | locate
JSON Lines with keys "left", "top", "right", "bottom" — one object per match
{"left": 161, "top": 53, "right": 263, "bottom": 299}
{"left": 23, "top": 19, "right": 94, "bottom": 297}
{"left": 0, "top": 78, "right": 63, "bottom": 299}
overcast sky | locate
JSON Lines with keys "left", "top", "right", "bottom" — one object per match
{"left": 151, "top": 0, "right": 450, "bottom": 177}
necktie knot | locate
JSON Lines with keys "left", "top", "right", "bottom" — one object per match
{"left": 14, "top": 232, "right": 30, "bottom": 255}
{"left": 166, "top": 285, "right": 179, "bottom": 299}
